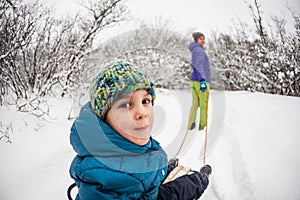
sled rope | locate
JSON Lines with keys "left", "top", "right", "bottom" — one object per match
{"left": 163, "top": 165, "right": 192, "bottom": 184}
{"left": 203, "top": 89, "right": 209, "bottom": 165}
{"left": 174, "top": 88, "right": 201, "bottom": 158}
{"left": 165, "top": 88, "right": 210, "bottom": 183}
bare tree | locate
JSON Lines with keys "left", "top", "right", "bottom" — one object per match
{"left": 87, "top": 24, "right": 192, "bottom": 90}
{"left": 230, "top": 18, "right": 250, "bottom": 44}
{"left": 0, "top": 0, "right": 129, "bottom": 112}
{"left": 208, "top": 3, "right": 300, "bottom": 97}
{"left": 246, "top": 0, "right": 268, "bottom": 47}
{"left": 271, "top": 16, "right": 287, "bottom": 45}
{"left": 61, "top": 0, "right": 129, "bottom": 97}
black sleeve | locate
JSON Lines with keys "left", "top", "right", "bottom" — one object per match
{"left": 158, "top": 171, "right": 209, "bottom": 200}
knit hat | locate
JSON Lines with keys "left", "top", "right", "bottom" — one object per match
{"left": 192, "top": 32, "right": 205, "bottom": 42}
{"left": 90, "top": 61, "right": 155, "bottom": 120}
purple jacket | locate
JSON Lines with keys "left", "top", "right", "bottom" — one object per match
{"left": 188, "top": 42, "right": 211, "bottom": 83}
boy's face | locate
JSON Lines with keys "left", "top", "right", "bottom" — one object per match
{"left": 106, "top": 89, "right": 154, "bottom": 146}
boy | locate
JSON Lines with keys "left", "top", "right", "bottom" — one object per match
{"left": 69, "top": 61, "right": 211, "bottom": 199}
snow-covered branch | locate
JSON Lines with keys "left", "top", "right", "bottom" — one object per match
{"left": 0, "top": 0, "right": 129, "bottom": 109}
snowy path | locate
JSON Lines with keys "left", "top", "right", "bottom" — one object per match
{"left": 157, "top": 90, "right": 300, "bottom": 200}
{"left": 165, "top": 90, "right": 256, "bottom": 200}
{"left": 201, "top": 128, "right": 256, "bottom": 200}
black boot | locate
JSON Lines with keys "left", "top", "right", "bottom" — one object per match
{"left": 189, "top": 122, "right": 195, "bottom": 130}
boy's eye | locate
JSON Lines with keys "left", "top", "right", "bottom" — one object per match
{"left": 142, "top": 98, "right": 152, "bottom": 105}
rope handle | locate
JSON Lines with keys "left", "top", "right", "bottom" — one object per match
{"left": 203, "top": 88, "right": 209, "bottom": 166}
{"left": 175, "top": 87, "right": 201, "bottom": 157}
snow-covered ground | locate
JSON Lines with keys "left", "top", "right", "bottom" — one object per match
{"left": 0, "top": 89, "right": 299, "bottom": 200}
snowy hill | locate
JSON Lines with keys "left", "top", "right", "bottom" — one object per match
{"left": 0, "top": 90, "right": 299, "bottom": 200}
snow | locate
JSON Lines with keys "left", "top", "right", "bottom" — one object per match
{"left": 0, "top": 90, "right": 300, "bottom": 200}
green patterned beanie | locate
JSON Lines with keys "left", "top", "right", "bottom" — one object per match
{"left": 90, "top": 61, "right": 155, "bottom": 120}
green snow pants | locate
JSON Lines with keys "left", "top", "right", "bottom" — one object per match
{"left": 188, "top": 81, "right": 210, "bottom": 130}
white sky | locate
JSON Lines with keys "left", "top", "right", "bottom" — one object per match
{"left": 140, "top": 0, "right": 299, "bottom": 34}
{"left": 46, "top": 0, "right": 299, "bottom": 40}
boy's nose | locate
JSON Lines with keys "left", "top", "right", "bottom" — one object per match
{"left": 134, "top": 105, "right": 148, "bottom": 120}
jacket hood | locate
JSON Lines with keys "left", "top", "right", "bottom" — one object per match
{"left": 189, "top": 41, "right": 202, "bottom": 52}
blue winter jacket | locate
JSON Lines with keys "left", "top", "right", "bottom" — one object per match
{"left": 189, "top": 42, "right": 211, "bottom": 83}
{"left": 69, "top": 102, "right": 168, "bottom": 200}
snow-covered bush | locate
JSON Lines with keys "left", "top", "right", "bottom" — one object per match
{"left": 0, "top": 0, "right": 129, "bottom": 109}
{"left": 208, "top": 1, "right": 299, "bottom": 97}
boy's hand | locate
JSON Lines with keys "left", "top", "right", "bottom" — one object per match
{"left": 167, "top": 158, "right": 179, "bottom": 173}
{"left": 200, "top": 80, "right": 207, "bottom": 92}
